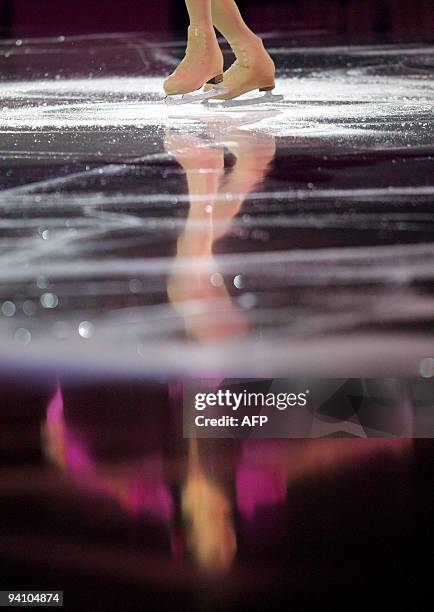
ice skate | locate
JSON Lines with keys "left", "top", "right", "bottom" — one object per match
{"left": 203, "top": 35, "right": 280, "bottom": 102}
{"left": 164, "top": 25, "right": 229, "bottom": 104}
{"left": 165, "top": 84, "right": 230, "bottom": 106}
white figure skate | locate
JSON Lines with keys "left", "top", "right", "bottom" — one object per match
{"left": 164, "top": 25, "right": 230, "bottom": 105}
{"left": 203, "top": 35, "right": 282, "bottom": 104}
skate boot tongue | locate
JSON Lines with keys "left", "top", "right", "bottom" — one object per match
{"left": 230, "top": 42, "right": 250, "bottom": 69}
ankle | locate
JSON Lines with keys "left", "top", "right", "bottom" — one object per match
{"left": 229, "top": 34, "right": 267, "bottom": 66}
{"left": 230, "top": 31, "right": 262, "bottom": 48}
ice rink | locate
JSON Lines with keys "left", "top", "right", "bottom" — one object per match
{"left": 0, "top": 32, "right": 433, "bottom": 376}
{"left": 1, "top": 28, "right": 434, "bottom": 610}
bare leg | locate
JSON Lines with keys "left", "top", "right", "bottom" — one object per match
{"left": 163, "top": 0, "right": 223, "bottom": 96}
{"left": 184, "top": 0, "right": 213, "bottom": 28}
{"left": 211, "top": 0, "right": 256, "bottom": 42}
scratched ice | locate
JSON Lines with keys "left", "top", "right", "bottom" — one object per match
{"left": 0, "top": 33, "right": 433, "bottom": 376}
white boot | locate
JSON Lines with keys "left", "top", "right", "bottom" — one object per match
{"left": 205, "top": 34, "right": 275, "bottom": 100}
{"left": 164, "top": 25, "right": 224, "bottom": 96}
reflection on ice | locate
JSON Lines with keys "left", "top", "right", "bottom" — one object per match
{"left": 0, "top": 33, "right": 433, "bottom": 375}
{"left": 166, "top": 125, "right": 275, "bottom": 342}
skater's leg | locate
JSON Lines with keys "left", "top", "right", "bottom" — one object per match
{"left": 163, "top": 0, "right": 223, "bottom": 96}
{"left": 184, "top": 0, "right": 213, "bottom": 28}
{"left": 210, "top": 0, "right": 255, "bottom": 41}
{"left": 204, "top": 0, "right": 275, "bottom": 100}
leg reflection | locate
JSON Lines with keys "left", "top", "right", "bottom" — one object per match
{"left": 182, "top": 438, "right": 236, "bottom": 572}
{"left": 165, "top": 126, "right": 275, "bottom": 343}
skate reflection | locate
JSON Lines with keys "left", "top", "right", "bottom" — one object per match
{"left": 165, "top": 111, "right": 278, "bottom": 343}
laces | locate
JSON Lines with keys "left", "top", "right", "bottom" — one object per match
{"left": 231, "top": 43, "right": 250, "bottom": 68}
{"left": 183, "top": 26, "right": 209, "bottom": 64}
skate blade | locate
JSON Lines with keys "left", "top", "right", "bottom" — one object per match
{"left": 206, "top": 90, "right": 284, "bottom": 108}
{"left": 165, "top": 86, "right": 230, "bottom": 106}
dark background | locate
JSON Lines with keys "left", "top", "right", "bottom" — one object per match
{"left": 0, "top": 0, "right": 432, "bottom": 38}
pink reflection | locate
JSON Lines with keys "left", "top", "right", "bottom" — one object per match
{"left": 43, "top": 385, "right": 173, "bottom": 523}
{"left": 46, "top": 384, "right": 93, "bottom": 474}
{"left": 236, "top": 437, "right": 411, "bottom": 524}
{"left": 43, "top": 384, "right": 413, "bottom": 570}
{"left": 236, "top": 466, "right": 286, "bottom": 519}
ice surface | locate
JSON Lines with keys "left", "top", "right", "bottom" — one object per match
{"left": 0, "top": 33, "right": 433, "bottom": 376}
